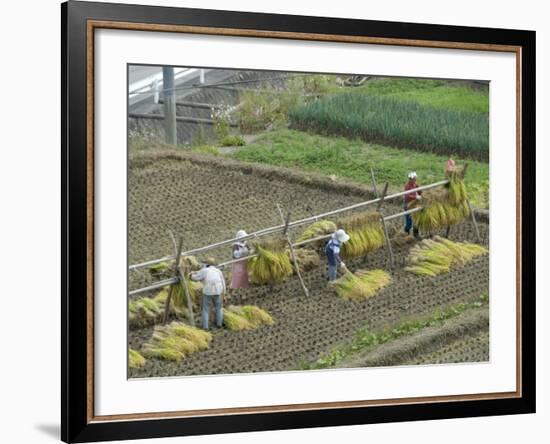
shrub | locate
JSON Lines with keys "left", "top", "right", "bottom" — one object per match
{"left": 219, "top": 135, "right": 246, "bottom": 147}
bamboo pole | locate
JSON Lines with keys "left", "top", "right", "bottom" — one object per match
{"left": 377, "top": 183, "right": 395, "bottom": 269}
{"left": 163, "top": 237, "right": 183, "bottom": 324}
{"left": 467, "top": 201, "right": 481, "bottom": 243}
{"left": 129, "top": 180, "right": 449, "bottom": 271}
{"left": 277, "top": 204, "right": 309, "bottom": 298}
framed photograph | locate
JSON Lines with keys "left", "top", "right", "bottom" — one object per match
{"left": 62, "top": 1, "right": 535, "bottom": 442}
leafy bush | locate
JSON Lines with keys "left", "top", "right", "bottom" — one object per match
{"left": 289, "top": 93, "right": 489, "bottom": 160}
{"left": 219, "top": 135, "right": 246, "bottom": 146}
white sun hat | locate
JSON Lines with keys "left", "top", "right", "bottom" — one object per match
{"left": 408, "top": 171, "right": 417, "bottom": 179}
{"left": 333, "top": 229, "right": 350, "bottom": 243}
{"left": 234, "top": 230, "right": 248, "bottom": 246}
{"left": 235, "top": 230, "right": 248, "bottom": 239}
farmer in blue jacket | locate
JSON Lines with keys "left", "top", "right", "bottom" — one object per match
{"left": 325, "top": 229, "right": 350, "bottom": 281}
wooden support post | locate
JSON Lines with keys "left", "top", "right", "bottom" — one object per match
{"left": 377, "top": 184, "right": 395, "bottom": 269}
{"left": 163, "top": 237, "right": 184, "bottom": 324}
{"left": 277, "top": 204, "right": 309, "bottom": 298}
{"left": 376, "top": 183, "right": 389, "bottom": 212}
{"left": 467, "top": 201, "right": 481, "bottom": 243}
{"left": 178, "top": 264, "right": 196, "bottom": 326}
{"left": 370, "top": 168, "right": 379, "bottom": 198}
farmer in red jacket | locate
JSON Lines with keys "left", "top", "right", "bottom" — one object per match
{"left": 404, "top": 171, "right": 422, "bottom": 238}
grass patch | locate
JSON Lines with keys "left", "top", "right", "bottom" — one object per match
{"left": 405, "top": 236, "right": 488, "bottom": 277}
{"left": 141, "top": 321, "right": 212, "bottom": 362}
{"left": 289, "top": 93, "right": 488, "bottom": 160}
{"left": 331, "top": 269, "right": 392, "bottom": 301}
{"left": 223, "top": 305, "right": 275, "bottom": 331}
{"left": 128, "top": 348, "right": 146, "bottom": 369}
{"left": 219, "top": 135, "right": 246, "bottom": 147}
{"left": 332, "top": 78, "right": 488, "bottom": 114}
{"left": 230, "top": 129, "right": 489, "bottom": 208}
{"left": 301, "top": 293, "right": 488, "bottom": 369}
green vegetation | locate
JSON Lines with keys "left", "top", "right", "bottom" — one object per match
{"left": 301, "top": 293, "right": 488, "bottom": 369}
{"left": 331, "top": 269, "right": 392, "bottom": 301}
{"left": 289, "top": 92, "right": 489, "bottom": 160}
{"left": 405, "top": 236, "right": 488, "bottom": 277}
{"left": 219, "top": 135, "right": 246, "bottom": 146}
{"left": 230, "top": 129, "right": 489, "bottom": 208}
{"left": 141, "top": 321, "right": 212, "bottom": 362}
{"left": 331, "top": 78, "right": 488, "bottom": 114}
{"left": 223, "top": 305, "right": 275, "bottom": 331}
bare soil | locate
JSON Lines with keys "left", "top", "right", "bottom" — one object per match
{"left": 128, "top": 151, "right": 489, "bottom": 378}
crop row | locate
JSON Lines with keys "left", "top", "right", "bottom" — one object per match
{"left": 288, "top": 93, "right": 489, "bottom": 161}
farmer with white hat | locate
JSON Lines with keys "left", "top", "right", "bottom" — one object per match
{"left": 190, "top": 257, "right": 226, "bottom": 330}
{"left": 229, "top": 229, "right": 250, "bottom": 304}
{"left": 324, "top": 229, "right": 350, "bottom": 281}
{"left": 404, "top": 171, "right": 422, "bottom": 238}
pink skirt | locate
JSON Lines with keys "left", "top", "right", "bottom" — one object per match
{"left": 230, "top": 260, "right": 249, "bottom": 289}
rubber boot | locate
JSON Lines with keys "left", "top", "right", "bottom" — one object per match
{"left": 413, "top": 228, "right": 421, "bottom": 239}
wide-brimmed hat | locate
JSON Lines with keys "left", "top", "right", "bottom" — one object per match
{"left": 203, "top": 256, "right": 217, "bottom": 266}
{"left": 233, "top": 230, "right": 248, "bottom": 246}
{"left": 333, "top": 229, "right": 350, "bottom": 243}
{"left": 408, "top": 171, "right": 417, "bottom": 179}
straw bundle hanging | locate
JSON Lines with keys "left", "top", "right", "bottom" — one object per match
{"left": 410, "top": 166, "right": 470, "bottom": 231}
{"left": 337, "top": 212, "right": 385, "bottom": 259}
{"left": 248, "top": 237, "right": 293, "bottom": 284}
{"left": 296, "top": 220, "right": 337, "bottom": 243}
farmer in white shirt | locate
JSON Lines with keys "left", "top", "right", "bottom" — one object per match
{"left": 190, "top": 257, "right": 226, "bottom": 330}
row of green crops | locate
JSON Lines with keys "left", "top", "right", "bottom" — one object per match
{"left": 288, "top": 93, "right": 489, "bottom": 161}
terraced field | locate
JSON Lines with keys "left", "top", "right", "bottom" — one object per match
{"left": 128, "top": 151, "right": 489, "bottom": 378}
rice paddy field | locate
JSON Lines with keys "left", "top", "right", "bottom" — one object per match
{"left": 128, "top": 151, "right": 489, "bottom": 378}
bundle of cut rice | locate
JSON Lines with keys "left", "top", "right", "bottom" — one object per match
{"left": 337, "top": 212, "right": 385, "bottom": 259}
{"left": 331, "top": 269, "right": 392, "bottom": 301}
{"left": 223, "top": 305, "right": 275, "bottom": 331}
{"left": 405, "top": 236, "right": 488, "bottom": 277}
{"left": 296, "top": 220, "right": 337, "bottom": 243}
{"left": 129, "top": 287, "right": 190, "bottom": 329}
{"left": 248, "top": 237, "right": 293, "bottom": 284}
{"left": 410, "top": 189, "right": 470, "bottom": 232}
{"left": 148, "top": 255, "right": 201, "bottom": 277}
{"left": 141, "top": 321, "right": 212, "bottom": 361}
{"left": 289, "top": 248, "right": 321, "bottom": 273}
{"left": 128, "top": 348, "right": 146, "bottom": 369}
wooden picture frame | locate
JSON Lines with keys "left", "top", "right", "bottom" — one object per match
{"left": 62, "top": 1, "right": 536, "bottom": 442}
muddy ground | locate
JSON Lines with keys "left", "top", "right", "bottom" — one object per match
{"left": 128, "top": 151, "right": 490, "bottom": 378}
